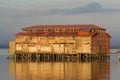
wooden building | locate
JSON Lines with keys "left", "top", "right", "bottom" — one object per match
{"left": 9, "top": 24, "right": 111, "bottom": 60}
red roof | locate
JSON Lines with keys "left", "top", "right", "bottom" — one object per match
{"left": 16, "top": 24, "right": 107, "bottom": 37}
{"left": 22, "top": 24, "right": 104, "bottom": 30}
{"left": 16, "top": 32, "right": 76, "bottom": 37}
{"left": 16, "top": 32, "right": 92, "bottom": 37}
{"left": 91, "top": 32, "right": 111, "bottom": 38}
{"left": 78, "top": 31, "right": 90, "bottom": 36}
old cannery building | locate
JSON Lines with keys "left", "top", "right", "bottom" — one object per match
{"left": 9, "top": 24, "right": 111, "bottom": 60}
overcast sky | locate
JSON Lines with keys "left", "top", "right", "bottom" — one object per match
{"left": 0, "top": 0, "right": 120, "bottom": 48}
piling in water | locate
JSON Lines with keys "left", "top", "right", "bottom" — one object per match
{"left": 8, "top": 52, "right": 110, "bottom": 62}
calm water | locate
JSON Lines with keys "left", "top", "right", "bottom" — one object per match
{"left": 0, "top": 49, "right": 120, "bottom": 80}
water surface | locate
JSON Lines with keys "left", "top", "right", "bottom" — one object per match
{"left": 0, "top": 49, "right": 120, "bottom": 80}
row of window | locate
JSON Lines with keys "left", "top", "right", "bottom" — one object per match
{"left": 26, "top": 37, "right": 76, "bottom": 40}
{"left": 93, "top": 37, "right": 109, "bottom": 41}
{"left": 25, "top": 28, "right": 81, "bottom": 32}
{"left": 23, "top": 29, "right": 106, "bottom": 35}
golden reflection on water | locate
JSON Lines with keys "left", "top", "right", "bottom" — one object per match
{"left": 9, "top": 60, "right": 110, "bottom": 80}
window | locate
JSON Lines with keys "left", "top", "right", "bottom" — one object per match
{"left": 44, "top": 29, "right": 48, "bottom": 32}
{"left": 30, "top": 37, "right": 32, "bottom": 40}
{"left": 59, "top": 29, "right": 62, "bottom": 32}
{"left": 38, "top": 29, "right": 44, "bottom": 32}
{"left": 66, "top": 29, "right": 70, "bottom": 32}
{"left": 55, "top": 29, "right": 59, "bottom": 32}
{"left": 74, "top": 29, "right": 79, "bottom": 32}
{"left": 48, "top": 29, "right": 55, "bottom": 32}
{"left": 29, "top": 30, "right": 32, "bottom": 32}
{"left": 33, "top": 30, "right": 37, "bottom": 32}
{"left": 71, "top": 29, "right": 74, "bottom": 32}
{"left": 72, "top": 37, "right": 75, "bottom": 40}
{"left": 52, "top": 29, "right": 55, "bottom": 32}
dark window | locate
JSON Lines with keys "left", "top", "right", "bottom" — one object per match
{"left": 74, "top": 29, "right": 79, "bottom": 32}
{"left": 55, "top": 29, "right": 58, "bottom": 32}
{"left": 48, "top": 29, "right": 55, "bottom": 32}
{"left": 30, "top": 37, "right": 32, "bottom": 40}
{"left": 59, "top": 29, "right": 62, "bottom": 32}
{"left": 45, "top": 29, "right": 48, "bottom": 32}
{"left": 66, "top": 29, "right": 70, "bottom": 32}
{"left": 38, "top": 29, "right": 44, "bottom": 32}
{"left": 29, "top": 30, "right": 32, "bottom": 32}
{"left": 71, "top": 29, "right": 73, "bottom": 32}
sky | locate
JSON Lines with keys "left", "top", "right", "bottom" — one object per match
{"left": 0, "top": 0, "right": 120, "bottom": 48}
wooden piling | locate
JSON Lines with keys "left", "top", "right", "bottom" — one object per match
{"left": 11, "top": 52, "right": 110, "bottom": 62}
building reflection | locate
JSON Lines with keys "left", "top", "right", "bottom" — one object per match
{"left": 9, "top": 60, "right": 110, "bottom": 80}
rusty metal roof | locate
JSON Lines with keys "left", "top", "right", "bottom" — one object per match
{"left": 16, "top": 24, "right": 108, "bottom": 37}
{"left": 15, "top": 32, "right": 91, "bottom": 37}
{"left": 16, "top": 31, "right": 111, "bottom": 38}
{"left": 22, "top": 24, "right": 104, "bottom": 30}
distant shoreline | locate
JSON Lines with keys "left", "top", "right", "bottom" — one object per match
{"left": 0, "top": 47, "right": 8, "bottom": 49}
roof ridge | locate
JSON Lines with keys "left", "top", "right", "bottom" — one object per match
{"left": 22, "top": 24, "right": 104, "bottom": 30}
